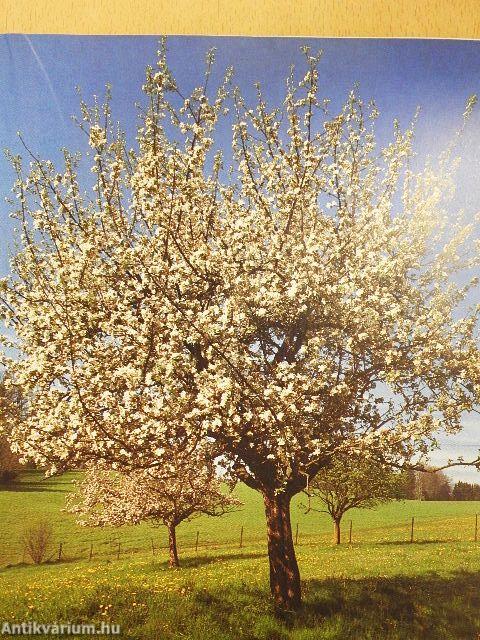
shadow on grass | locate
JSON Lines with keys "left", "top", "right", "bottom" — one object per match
{"left": 198, "top": 571, "right": 480, "bottom": 638}
{"left": 0, "top": 470, "right": 74, "bottom": 493}
{"left": 0, "top": 481, "right": 66, "bottom": 493}
{"left": 299, "top": 538, "right": 455, "bottom": 548}
{"left": 296, "top": 571, "right": 480, "bottom": 639}
{"left": 0, "top": 557, "right": 80, "bottom": 573}
{"left": 149, "top": 570, "right": 480, "bottom": 639}
{"left": 375, "top": 538, "right": 455, "bottom": 546}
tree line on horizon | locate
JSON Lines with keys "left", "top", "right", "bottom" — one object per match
{"left": 395, "top": 470, "right": 480, "bottom": 501}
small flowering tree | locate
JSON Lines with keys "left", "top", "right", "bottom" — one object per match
{"left": 67, "top": 452, "right": 239, "bottom": 567}
{"left": 2, "top": 42, "right": 480, "bottom": 610}
{"left": 304, "top": 456, "right": 400, "bottom": 544}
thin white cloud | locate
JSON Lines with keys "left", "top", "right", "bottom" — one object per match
{"left": 22, "top": 35, "right": 66, "bottom": 132}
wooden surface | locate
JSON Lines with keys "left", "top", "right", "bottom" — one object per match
{"left": 0, "top": 0, "right": 479, "bottom": 38}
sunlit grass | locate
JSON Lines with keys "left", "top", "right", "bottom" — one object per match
{"left": 2, "top": 472, "right": 480, "bottom": 638}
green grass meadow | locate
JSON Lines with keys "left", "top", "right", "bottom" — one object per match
{"left": 2, "top": 472, "right": 480, "bottom": 639}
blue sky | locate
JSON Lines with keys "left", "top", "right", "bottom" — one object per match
{"left": 0, "top": 35, "right": 479, "bottom": 482}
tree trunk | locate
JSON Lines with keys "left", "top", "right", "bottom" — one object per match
{"left": 333, "top": 518, "right": 341, "bottom": 545}
{"left": 167, "top": 523, "right": 179, "bottom": 568}
{"left": 263, "top": 491, "right": 302, "bottom": 611}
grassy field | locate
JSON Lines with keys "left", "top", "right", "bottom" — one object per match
{"left": 2, "top": 472, "right": 480, "bottom": 639}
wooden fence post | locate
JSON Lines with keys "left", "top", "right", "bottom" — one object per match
{"left": 195, "top": 531, "right": 199, "bottom": 554}
{"left": 349, "top": 520, "right": 353, "bottom": 544}
{"left": 410, "top": 517, "right": 414, "bottom": 543}
{"left": 295, "top": 523, "right": 299, "bottom": 545}
{"left": 57, "top": 542, "right": 63, "bottom": 562}
{"left": 475, "top": 514, "right": 478, "bottom": 543}
{"left": 116, "top": 542, "right": 121, "bottom": 560}
{"left": 240, "top": 526, "right": 244, "bottom": 549}
{"left": 89, "top": 543, "right": 93, "bottom": 561}
{"left": 151, "top": 538, "right": 155, "bottom": 556}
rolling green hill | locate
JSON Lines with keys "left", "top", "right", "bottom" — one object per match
{"left": 2, "top": 471, "right": 480, "bottom": 639}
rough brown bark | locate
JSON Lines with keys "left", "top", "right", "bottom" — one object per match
{"left": 263, "top": 491, "right": 302, "bottom": 611}
{"left": 167, "top": 523, "right": 180, "bottom": 568}
{"left": 333, "top": 518, "right": 341, "bottom": 545}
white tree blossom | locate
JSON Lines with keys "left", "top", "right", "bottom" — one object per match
{"left": 67, "top": 450, "right": 239, "bottom": 567}
{"left": 1, "top": 42, "right": 479, "bottom": 609}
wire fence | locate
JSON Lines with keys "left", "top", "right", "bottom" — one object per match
{"left": 3, "top": 513, "right": 480, "bottom": 569}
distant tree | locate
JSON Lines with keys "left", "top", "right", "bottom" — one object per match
{"left": 0, "top": 436, "right": 20, "bottom": 483}
{"left": 452, "top": 481, "right": 480, "bottom": 501}
{"left": 453, "top": 481, "right": 469, "bottom": 500}
{"left": 413, "top": 469, "right": 452, "bottom": 501}
{"left": 67, "top": 451, "right": 240, "bottom": 567}
{"left": 396, "top": 469, "right": 452, "bottom": 500}
{"left": 305, "top": 457, "right": 400, "bottom": 544}
{"left": 396, "top": 470, "right": 417, "bottom": 499}
{"left": 435, "top": 480, "right": 453, "bottom": 501}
